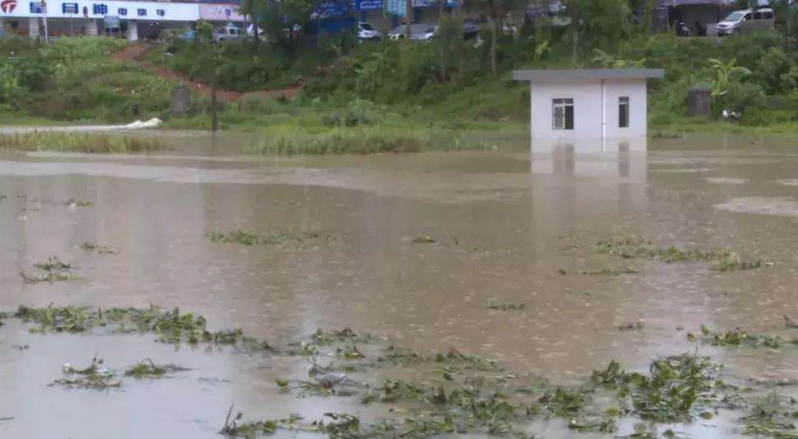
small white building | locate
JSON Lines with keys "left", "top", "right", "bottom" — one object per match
{"left": 512, "top": 69, "right": 664, "bottom": 142}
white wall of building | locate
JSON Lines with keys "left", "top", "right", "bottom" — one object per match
{"left": 529, "top": 79, "right": 648, "bottom": 140}
{"left": 604, "top": 79, "right": 647, "bottom": 138}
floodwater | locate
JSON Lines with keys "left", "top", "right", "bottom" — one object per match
{"left": 2, "top": 132, "right": 798, "bottom": 438}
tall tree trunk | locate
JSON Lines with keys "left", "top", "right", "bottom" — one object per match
{"left": 642, "top": 0, "right": 654, "bottom": 34}
{"left": 490, "top": 16, "right": 497, "bottom": 75}
{"left": 439, "top": 0, "right": 446, "bottom": 80}
{"left": 405, "top": 0, "right": 412, "bottom": 43}
{"left": 211, "top": 84, "right": 219, "bottom": 132}
{"left": 570, "top": 0, "right": 578, "bottom": 65}
{"left": 253, "top": 16, "right": 260, "bottom": 50}
{"left": 457, "top": 0, "right": 463, "bottom": 79}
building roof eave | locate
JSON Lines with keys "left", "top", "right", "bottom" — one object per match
{"left": 512, "top": 69, "right": 666, "bottom": 82}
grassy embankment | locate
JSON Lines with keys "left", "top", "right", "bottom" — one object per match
{"left": 6, "top": 30, "right": 798, "bottom": 154}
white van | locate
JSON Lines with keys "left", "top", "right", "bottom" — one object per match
{"left": 716, "top": 8, "right": 775, "bottom": 36}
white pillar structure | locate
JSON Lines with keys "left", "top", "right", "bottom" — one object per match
{"left": 28, "top": 17, "right": 40, "bottom": 38}
{"left": 128, "top": 22, "right": 138, "bottom": 41}
{"left": 86, "top": 19, "right": 98, "bottom": 36}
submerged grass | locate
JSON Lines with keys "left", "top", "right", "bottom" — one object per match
{"left": 208, "top": 230, "right": 328, "bottom": 246}
{"left": 688, "top": 325, "right": 798, "bottom": 349}
{"left": 124, "top": 359, "right": 190, "bottom": 378}
{"left": 0, "top": 132, "right": 165, "bottom": 153}
{"left": 248, "top": 126, "right": 487, "bottom": 156}
{"left": 52, "top": 358, "right": 121, "bottom": 389}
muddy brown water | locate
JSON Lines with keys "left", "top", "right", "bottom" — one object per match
{"left": 2, "top": 132, "right": 798, "bottom": 438}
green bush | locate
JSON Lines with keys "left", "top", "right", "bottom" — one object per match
{"left": 740, "top": 108, "right": 795, "bottom": 126}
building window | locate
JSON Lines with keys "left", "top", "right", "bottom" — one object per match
{"left": 552, "top": 98, "right": 574, "bottom": 130}
{"left": 137, "top": 8, "right": 147, "bottom": 16}
{"left": 619, "top": 97, "right": 630, "bottom": 128}
{"left": 156, "top": 9, "right": 165, "bottom": 16}
{"left": 118, "top": 7, "right": 127, "bottom": 15}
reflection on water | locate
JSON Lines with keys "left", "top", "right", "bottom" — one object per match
{"left": 2, "top": 133, "right": 798, "bottom": 437}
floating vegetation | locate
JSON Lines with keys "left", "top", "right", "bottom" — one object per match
{"left": 591, "top": 354, "right": 724, "bottom": 423}
{"left": 717, "top": 253, "right": 763, "bottom": 272}
{"left": 124, "top": 359, "right": 190, "bottom": 378}
{"left": 208, "top": 230, "right": 327, "bottom": 246}
{"left": 64, "top": 199, "right": 92, "bottom": 207}
{"left": 486, "top": 299, "right": 525, "bottom": 311}
{"left": 617, "top": 321, "right": 645, "bottom": 331}
{"left": 742, "top": 391, "right": 798, "bottom": 438}
{"left": 688, "top": 325, "right": 797, "bottom": 348}
{"left": 20, "top": 256, "right": 74, "bottom": 284}
{"left": 209, "top": 230, "right": 260, "bottom": 245}
{"left": 581, "top": 268, "right": 639, "bottom": 276}
{"left": 594, "top": 239, "right": 762, "bottom": 272}
{"left": 51, "top": 358, "right": 121, "bottom": 389}
{"left": 311, "top": 328, "right": 385, "bottom": 345}
{"left": 33, "top": 256, "right": 70, "bottom": 271}
{"left": 221, "top": 406, "right": 304, "bottom": 437}
{"left": 12, "top": 305, "right": 271, "bottom": 352}
{"left": 19, "top": 271, "right": 72, "bottom": 283}
{"left": 12, "top": 300, "right": 798, "bottom": 438}
{"left": 80, "top": 242, "right": 115, "bottom": 254}
{"left": 412, "top": 235, "right": 436, "bottom": 244}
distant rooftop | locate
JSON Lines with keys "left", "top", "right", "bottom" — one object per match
{"left": 513, "top": 69, "right": 665, "bottom": 82}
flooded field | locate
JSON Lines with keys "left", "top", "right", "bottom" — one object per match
{"left": 2, "top": 132, "right": 798, "bottom": 438}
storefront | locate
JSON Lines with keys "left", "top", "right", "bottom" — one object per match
{"left": 0, "top": 0, "right": 242, "bottom": 40}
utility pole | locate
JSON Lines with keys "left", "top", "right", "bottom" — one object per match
{"left": 42, "top": 0, "right": 49, "bottom": 42}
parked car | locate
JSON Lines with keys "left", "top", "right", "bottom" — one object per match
{"left": 463, "top": 19, "right": 480, "bottom": 40}
{"left": 358, "top": 22, "right": 381, "bottom": 41}
{"left": 388, "top": 23, "right": 437, "bottom": 41}
{"left": 716, "top": 8, "right": 775, "bottom": 36}
{"left": 213, "top": 24, "right": 245, "bottom": 42}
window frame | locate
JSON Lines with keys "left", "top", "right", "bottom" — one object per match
{"left": 552, "top": 98, "right": 574, "bottom": 131}
{"left": 618, "top": 96, "right": 630, "bottom": 129}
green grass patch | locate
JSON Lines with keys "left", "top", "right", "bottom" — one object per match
{"left": 0, "top": 132, "right": 165, "bottom": 153}
{"left": 248, "top": 126, "right": 487, "bottom": 156}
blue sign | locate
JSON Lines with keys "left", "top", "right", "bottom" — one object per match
{"left": 386, "top": 0, "right": 403, "bottom": 16}
{"left": 92, "top": 4, "right": 108, "bottom": 14}
{"left": 137, "top": 7, "right": 146, "bottom": 16}
{"left": 313, "top": 1, "right": 349, "bottom": 16}
{"left": 29, "top": 2, "right": 43, "bottom": 13}
{"left": 355, "top": 0, "right": 382, "bottom": 10}
{"left": 62, "top": 2, "right": 78, "bottom": 13}
{"left": 118, "top": 7, "right": 127, "bottom": 15}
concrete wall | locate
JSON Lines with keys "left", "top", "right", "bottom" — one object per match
{"left": 529, "top": 79, "right": 648, "bottom": 140}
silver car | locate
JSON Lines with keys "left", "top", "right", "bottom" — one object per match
{"left": 213, "top": 25, "right": 245, "bottom": 42}
{"left": 716, "top": 8, "right": 774, "bottom": 36}
{"left": 388, "top": 23, "right": 437, "bottom": 42}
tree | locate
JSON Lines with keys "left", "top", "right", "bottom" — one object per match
{"left": 467, "top": 0, "right": 526, "bottom": 75}
{"left": 565, "top": 0, "right": 631, "bottom": 63}
{"left": 194, "top": 20, "right": 223, "bottom": 131}
{"left": 259, "top": 0, "right": 316, "bottom": 49}
{"left": 239, "top": 0, "right": 261, "bottom": 51}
